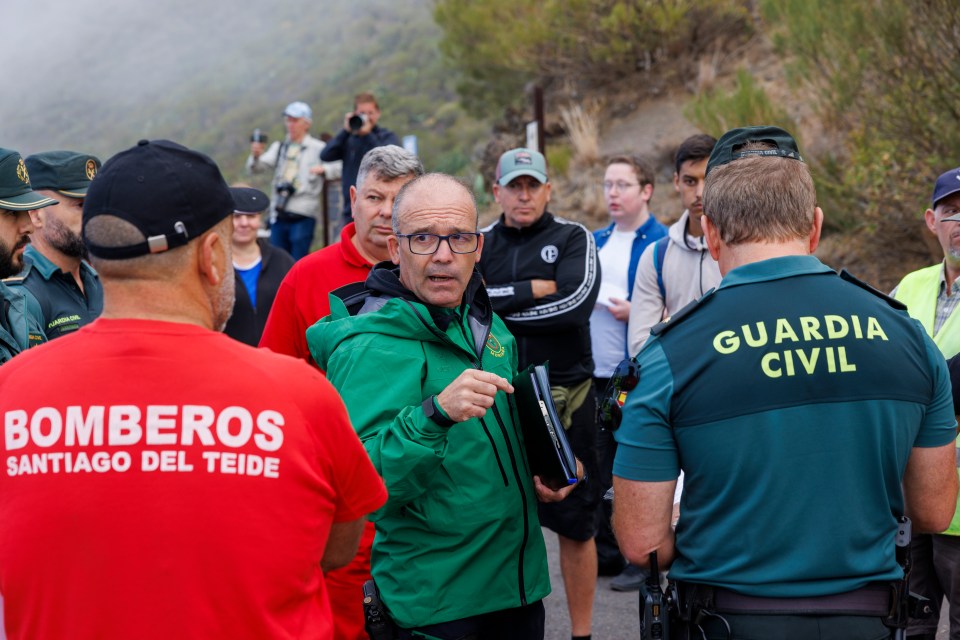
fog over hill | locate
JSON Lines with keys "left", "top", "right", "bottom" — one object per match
{"left": 1, "top": 0, "right": 486, "bottom": 180}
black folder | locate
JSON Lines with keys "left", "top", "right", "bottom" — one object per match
{"left": 513, "top": 363, "right": 579, "bottom": 491}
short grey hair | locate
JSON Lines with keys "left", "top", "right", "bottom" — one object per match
{"left": 391, "top": 173, "right": 478, "bottom": 235}
{"left": 356, "top": 145, "right": 424, "bottom": 190}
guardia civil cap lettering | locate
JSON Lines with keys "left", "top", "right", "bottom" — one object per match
{"left": 25, "top": 150, "right": 101, "bottom": 197}
{"left": 283, "top": 101, "right": 312, "bottom": 121}
{"left": 229, "top": 186, "right": 269, "bottom": 214}
{"left": 496, "top": 148, "right": 548, "bottom": 186}
{"left": 706, "top": 125, "right": 804, "bottom": 176}
{"left": 931, "top": 167, "right": 960, "bottom": 213}
{"left": 82, "top": 139, "right": 235, "bottom": 259}
{"left": 0, "top": 148, "right": 58, "bottom": 212}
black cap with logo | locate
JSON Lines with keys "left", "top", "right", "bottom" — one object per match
{"left": 82, "top": 140, "right": 235, "bottom": 259}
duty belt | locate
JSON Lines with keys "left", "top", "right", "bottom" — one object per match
{"left": 679, "top": 581, "right": 891, "bottom": 617}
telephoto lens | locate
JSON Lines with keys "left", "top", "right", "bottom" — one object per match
{"left": 348, "top": 113, "right": 368, "bottom": 132}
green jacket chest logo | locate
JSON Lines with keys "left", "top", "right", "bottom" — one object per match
{"left": 485, "top": 333, "right": 505, "bottom": 358}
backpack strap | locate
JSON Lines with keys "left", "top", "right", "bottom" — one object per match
{"left": 652, "top": 237, "right": 669, "bottom": 300}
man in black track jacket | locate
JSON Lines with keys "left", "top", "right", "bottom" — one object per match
{"left": 478, "top": 148, "right": 601, "bottom": 640}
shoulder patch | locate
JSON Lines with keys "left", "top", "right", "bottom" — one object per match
{"left": 650, "top": 288, "right": 716, "bottom": 337}
{"left": 839, "top": 269, "right": 907, "bottom": 310}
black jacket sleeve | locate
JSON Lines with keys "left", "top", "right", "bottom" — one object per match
{"left": 319, "top": 130, "right": 349, "bottom": 162}
{"left": 493, "top": 223, "right": 600, "bottom": 333}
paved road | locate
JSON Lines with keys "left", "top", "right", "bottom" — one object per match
{"left": 542, "top": 528, "right": 950, "bottom": 639}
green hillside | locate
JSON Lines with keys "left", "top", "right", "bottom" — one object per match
{"left": 1, "top": 0, "right": 489, "bottom": 184}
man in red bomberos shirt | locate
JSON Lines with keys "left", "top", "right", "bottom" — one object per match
{"left": 260, "top": 144, "right": 422, "bottom": 639}
{"left": 0, "top": 139, "right": 387, "bottom": 640}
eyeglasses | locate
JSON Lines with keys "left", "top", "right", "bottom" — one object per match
{"left": 597, "top": 358, "right": 640, "bottom": 431}
{"left": 602, "top": 181, "right": 640, "bottom": 193}
{"left": 396, "top": 232, "right": 481, "bottom": 255}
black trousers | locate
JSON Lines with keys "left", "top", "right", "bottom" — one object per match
{"left": 395, "top": 601, "right": 545, "bottom": 640}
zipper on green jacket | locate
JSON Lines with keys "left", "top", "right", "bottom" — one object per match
{"left": 491, "top": 402, "right": 530, "bottom": 608}
{"left": 405, "top": 298, "right": 533, "bottom": 608}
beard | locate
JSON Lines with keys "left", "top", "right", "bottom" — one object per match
{"left": 0, "top": 234, "right": 30, "bottom": 279}
{"left": 46, "top": 216, "right": 87, "bottom": 259}
{"left": 213, "top": 263, "right": 236, "bottom": 333}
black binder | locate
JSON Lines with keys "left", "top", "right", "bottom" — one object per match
{"left": 513, "top": 364, "right": 579, "bottom": 491}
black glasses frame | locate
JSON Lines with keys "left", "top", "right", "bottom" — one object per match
{"left": 395, "top": 232, "right": 482, "bottom": 255}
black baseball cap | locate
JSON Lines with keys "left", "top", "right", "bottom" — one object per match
{"left": 0, "top": 148, "right": 58, "bottom": 211}
{"left": 706, "top": 125, "right": 804, "bottom": 176}
{"left": 25, "top": 150, "right": 101, "bottom": 197}
{"left": 229, "top": 187, "right": 269, "bottom": 214}
{"left": 83, "top": 139, "right": 234, "bottom": 259}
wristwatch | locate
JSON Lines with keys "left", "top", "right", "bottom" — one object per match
{"left": 422, "top": 395, "right": 456, "bottom": 428}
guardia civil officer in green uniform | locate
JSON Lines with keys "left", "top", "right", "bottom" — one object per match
{"left": 612, "top": 126, "right": 959, "bottom": 640}
{"left": 0, "top": 148, "right": 52, "bottom": 362}
{"left": 6, "top": 151, "right": 103, "bottom": 339}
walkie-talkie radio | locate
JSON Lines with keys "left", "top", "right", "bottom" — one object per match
{"left": 639, "top": 551, "right": 671, "bottom": 640}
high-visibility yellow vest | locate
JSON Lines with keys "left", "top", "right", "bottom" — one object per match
{"left": 894, "top": 263, "right": 960, "bottom": 536}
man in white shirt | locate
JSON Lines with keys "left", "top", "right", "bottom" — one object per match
{"left": 590, "top": 155, "right": 667, "bottom": 590}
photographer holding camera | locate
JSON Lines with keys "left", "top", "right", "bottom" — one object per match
{"left": 320, "top": 92, "right": 400, "bottom": 224}
{"left": 246, "top": 101, "right": 342, "bottom": 260}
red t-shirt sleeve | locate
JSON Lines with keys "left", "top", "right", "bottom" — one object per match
{"left": 309, "top": 379, "right": 387, "bottom": 522}
{"left": 259, "top": 271, "right": 312, "bottom": 362}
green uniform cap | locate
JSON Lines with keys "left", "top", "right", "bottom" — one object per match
{"left": 0, "top": 148, "right": 58, "bottom": 211}
{"left": 24, "top": 150, "right": 101, "bottom": 198}
{"left": 706, "top": 125, "right": 804, "bottom": 176}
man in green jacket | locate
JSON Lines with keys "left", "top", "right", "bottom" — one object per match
{"left": 0, "top": 148, "right": 52, "bottom": 362}
{"left": 308, "top": 173, "right": 580, "bottom": 639}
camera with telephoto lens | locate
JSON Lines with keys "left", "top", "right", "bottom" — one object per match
{"left": 348, "top": 112, "right": 369, "bottom": 133}
{"left": 250, "top": 128, "right": 268, "bottom": 143}
{"left": 274, "top": 181, "right": 296, "bottom": 214}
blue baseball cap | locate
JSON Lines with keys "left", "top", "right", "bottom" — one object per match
{"left": 932, "top": 167, "right": 960, "bottom": 213}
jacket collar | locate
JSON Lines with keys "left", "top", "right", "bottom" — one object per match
{"left": 495, "top": 210, "right": 554, "bottom": 236}
{"left": 23, "top": 245, "right": 97, "bottom": 282}
{"left": 363, "top": 262, "right": 492, "bottom": 333}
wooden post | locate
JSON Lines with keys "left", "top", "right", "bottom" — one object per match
{"left": 533, "top": 84, "right": 545, "bottom": 154}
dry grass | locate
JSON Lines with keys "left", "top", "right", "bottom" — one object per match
{"left": 559, "top": 101, "right": 602, "bottom": 165}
